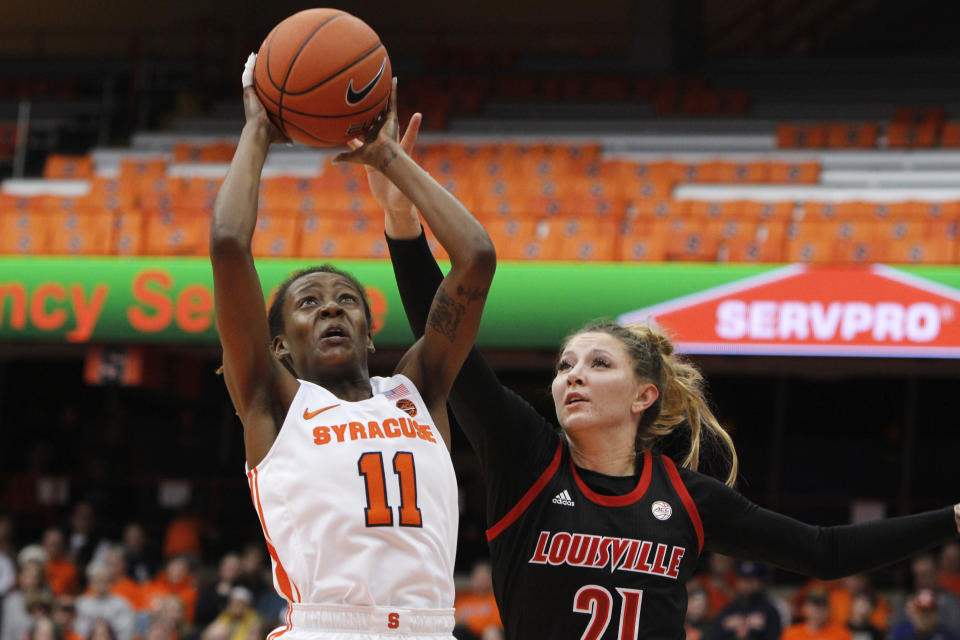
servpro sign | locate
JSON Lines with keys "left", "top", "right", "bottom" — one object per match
{"left": 619, "top": 265, "right": 960, "bottom": 357}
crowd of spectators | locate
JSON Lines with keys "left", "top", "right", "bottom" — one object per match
{"left": 3, "top": 501, "right": 960, "bottom": 640}
{"left": 686, "top": 547, "right": 960, "bottom": 640}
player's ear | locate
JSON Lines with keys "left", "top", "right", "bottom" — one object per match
{"left": 272, "top": 334, "right": 291, "bottom": 360}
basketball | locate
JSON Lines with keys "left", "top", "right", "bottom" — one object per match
{"left": 253, "top": 9, "right": 392, "bottom": 147}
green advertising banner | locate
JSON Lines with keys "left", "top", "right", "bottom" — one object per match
{"left": 1, "top": 257, "right": 960, "bottom": 354}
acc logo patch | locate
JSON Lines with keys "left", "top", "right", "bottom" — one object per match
{"left": 651, "top": 500, "right": 673, "bottom": 521}
{"left": 396, "top": 398, "right": 417, "bottom": 417}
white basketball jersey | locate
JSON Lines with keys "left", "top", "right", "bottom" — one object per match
{"left": 245, "top": 374, "right": 458, "bottom": 610}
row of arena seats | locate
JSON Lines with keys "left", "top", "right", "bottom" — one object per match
{"left": 777, "top": 107, "right": 960, "bottom": 150}
{"left": 1, "top": 202, "right": 957, "bottom": 263}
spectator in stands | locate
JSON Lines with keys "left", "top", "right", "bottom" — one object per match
{"left": 685, "top": 586, "right": 713, "bottom": 640}
{"left": 140, "top": 557, "right": 196, "bottom": 624}
{"left": 51, "top": 597, "right": 81, "bottom": 640}
{"left": 453, "top": 561, "right": 501, "bottom": 640}
{"left": 692, "top": 553, "right": 739, "bottom": 618}
{"left": 74, "top": 563, "right": 134, "bottom": 640}
{"left": 847, "top": 591, "right": 885, "bottom": 640}
{"left": 26, "top": 616, "right": 60, "bottom": 640}
{"left": 85, "top": 619, "right": 116, "bottom": 640}
{"left": 941, "top": 543, "right": 960, "bottom": 598}
{"left": 120, "top": 524, "right": 156, "bottom": 585}
{"left": 42, "top": 529, "right": 78, "bottom": 596}
{"left": 202, "top": 587, "right": 258, "bottom": 640}
{"left": 898, "top": 554, "right": 960, "bottom": 634}
{"left": 782, "top": 590, "right": 852, "bottom": 640}
{"left": 0, "top": 515, "right": 15, "bottom": 598}
{"left": 102, "top": 548, "right": 140, "bottom": 612}
{"left": 3, "top": 549, "right": 52, "bottom": 640}
{"left": 892, "top": 590, "right": 959, "bottom": 640}
{"left": 146, "top": 595, "right": 191, "bottom": 640}
{"left": 828, "top": 574, "right": 890, "bottom": 631}
{"left": 194, "top": 554, "right": 239, "bottom": 627}
{"left": 66, "top": 503, "right": 107, "bottom": 569}
{"left": 707, "top": 561, "right": 782, "bottom": 640}
{"left": 235, "top": 547, "right": 266, "bottom": 603}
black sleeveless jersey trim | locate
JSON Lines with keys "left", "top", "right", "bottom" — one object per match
{"left": 662, "top": 455, "right": 704, "bottom": 553}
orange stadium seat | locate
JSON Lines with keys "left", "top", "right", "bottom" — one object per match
{"left": 738, "top": 201, "right": 794, "bottom": 221}
{"left": 768, "top": 161, "right": 820, "bottom": 184}
{"left": 786, "top": 223, "right": 832, "bottom": 263}
{"left": 826, "top": 123, "right": 879, "bottom": 149}
{"left": 112, "top": 210, "right": 145, "bottom": 255}
{"left": 552, "top": 218, "right": 617, "bottom": 262}
{"left": 777, "top": 123, "right": 828, "bottom": 149}
{"left": 629, "top": 200, "right": 687, "bottom": 220}
{"left": 617, "top": 219, "right": 669, "bottom": 262}
{"left": 172, "top": 141, "right": 237, "bottom": 163}
{"left": 692, "top": 161, "right": 769, "bottom": 183}
{"left": 89, "top": 177, "right": 137, "bottom": 210}
{"left": 802, "top": 201, "right": 876, "bottom": 221}
{"left": 298, "top": 214, "right": 386, "bottom": 259}
{"left": 666, "top": 218, "right": 720, "bottom": 261}
{"left": 887, "top": 122, "right": 939, "bottom": 149}
{"left": 717, "top": 220, "right": 787, "bottom": 263}
{"left": 47, "top": 211, "right": 114, "bottom": 255}
{"left": 143, "top": 210, "right": 209, "bottom": 256}
{"left": 941, "top": 122, "right": 960, "bottom": 148}
{"left": 0, "top": 210, "right": 50, "bottom": 254}
{"left": 484, "top": 218, "right": 548, "bottom": 261}
{"left": 685, "top": 201, "right": 738, "bottom": 219}
{"left": 118, "top": 158, "right": 167, "bottom": 191}
{"left": 43, "top": 154, "right": 94, "bottom": 179}
{"left": 621, "top": 179, "right": 674, "bottom": 202}
{"left": 317, "top": 162, "right": 369, "bottom": 194}
{"left": 251, "top": 211, "right": 298, "bottom": 258}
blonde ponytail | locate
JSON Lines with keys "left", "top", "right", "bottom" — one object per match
{"left": 629, "top": 323, "right": 738, "bottom": 487}
{"left": 569, "top": 321, "right": 739, "bottom": 487}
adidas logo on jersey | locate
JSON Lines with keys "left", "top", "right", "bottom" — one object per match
{"left": 552, "top": 490, "right": 575, "bottom": 507}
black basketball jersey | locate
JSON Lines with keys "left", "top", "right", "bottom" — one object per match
{"left": 487, "top": 438, "right": 703, "bottom": 640}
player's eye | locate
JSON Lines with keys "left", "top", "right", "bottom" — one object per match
{"left": 338, "top": 292, "right": 357, "bottom": 304}
{"left": 298, "top": 296, "right": 317, "bottom": 307}
{"left": 592, "top": 357, "right": 611, "bottom": 368}
{"left": 555, "top": 360, "right": 572, "bottom": 372}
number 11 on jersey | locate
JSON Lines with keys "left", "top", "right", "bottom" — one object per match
{"left": 358, "top": 451, "right": 422, "bottom": 527}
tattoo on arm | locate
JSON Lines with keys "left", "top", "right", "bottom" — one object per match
{"left": 456, "top": 284, "right": 488, "bottom": 303}
{"left": 428, "top": 287, "right": 466, "bottom": 343}
{"left": 378, "top": 149, "right": 399, "bottom": 172}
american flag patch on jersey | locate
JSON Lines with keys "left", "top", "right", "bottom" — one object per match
{"left": 383, "top": 383, "right": 410, "bottom": 399}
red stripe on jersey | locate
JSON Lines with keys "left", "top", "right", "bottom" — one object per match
{"left": 571, "top": 449, "right": 653, "bottom": 507}
{"left": 247, "top": 469, "right": 301, "bottom": 602}
{"left": 662, "top": 456, "right": 704, "bottom": 554}
{"left": 486, "top": 441, "right": 563, "bottom": 542}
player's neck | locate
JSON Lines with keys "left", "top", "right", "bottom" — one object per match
{"left": 311, "top": 371, "right": 373, "bottom": 402}
{"left": 565, "top": 426, "right": 637, "bottom": 477}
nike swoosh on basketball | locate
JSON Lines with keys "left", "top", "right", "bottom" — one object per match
{"left": 303, "top": 404, "right": 340, "bottom": 420}
{"left": 345, "top": 58, "right": 386, "bottom": 105}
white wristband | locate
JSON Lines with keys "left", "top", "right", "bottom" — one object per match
{"left": 242, "top": 53, "right": 257, "bottom": 89}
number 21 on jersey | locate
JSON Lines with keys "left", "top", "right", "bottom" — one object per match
{"left": 574, "top": 585, "right": 643, "bottom": 640}
{"left": 357, "top": 451, "right": 422, "bottom": 527}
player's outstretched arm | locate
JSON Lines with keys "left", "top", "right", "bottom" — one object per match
{"left": 335, "top": 80, "right": 495, "bottom": 422}
{"left": 210, "top": 55, "right": 298, "bottom": 467}
{"left": 687, "top": 469, "right": 960, "bottom": 579}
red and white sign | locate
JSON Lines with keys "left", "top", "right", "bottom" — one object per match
{"left": 618, "top": 265, "right": 960, "bottom": 357}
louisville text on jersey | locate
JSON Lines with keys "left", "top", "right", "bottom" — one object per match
{"left": 312, "top": 417, "right": 436, "bottom": 445}
{"left": 529, "top": 530, "right": 686, "bottom": 580}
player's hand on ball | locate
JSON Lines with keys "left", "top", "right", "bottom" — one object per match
{"left": 359, "top": 110, "right": 421, "bottom": 216}
{"left": 241, "top": 53, "right": 289, "bottom": 144}
{"left": 333, "top": 77, "right": 405, "bottom": 171}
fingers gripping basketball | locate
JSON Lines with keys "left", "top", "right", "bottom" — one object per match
{"left": 252, "top": 8, "right": 392, "bottom": 147}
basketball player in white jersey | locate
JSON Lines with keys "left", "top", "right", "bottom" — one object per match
{"left": 209, "top": 57, "right": 495, "bottom": 639}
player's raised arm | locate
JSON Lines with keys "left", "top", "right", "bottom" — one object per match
{"left": 210, "top": 55, "right": 298, "bottom": 466}
{"left": 335, "top": 79, "right": 496, "bottom": 419}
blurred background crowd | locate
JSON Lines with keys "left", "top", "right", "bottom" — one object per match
{"left": 1, "top": 502, "right": 958, "bottom": 640}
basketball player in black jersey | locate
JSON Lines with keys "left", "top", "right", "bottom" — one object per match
{"left": 360, "top": 146, "right": 960, "bottom": 640}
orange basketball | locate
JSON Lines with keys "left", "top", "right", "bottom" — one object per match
{"left": 253, "top": 9, "right": 391, "bottom": 147}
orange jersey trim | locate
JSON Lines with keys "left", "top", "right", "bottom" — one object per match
{"left": 247, "top": 468, "right": 301, "bottom": 602}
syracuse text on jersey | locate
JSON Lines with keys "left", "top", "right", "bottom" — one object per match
{"left": 529, "top": 530, "right": 686, "bottom": 579}
{"left": 312, "top": 416, "right": 437, "bottom": 445}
